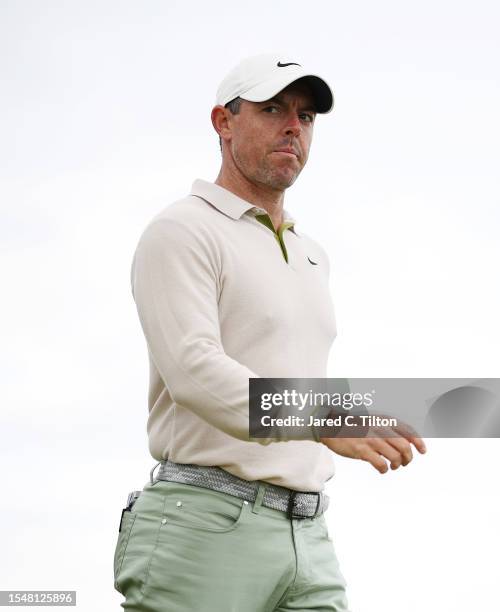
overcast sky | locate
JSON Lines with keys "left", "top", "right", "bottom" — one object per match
{"left": 1, "top": 1, "right": 499, "bottom": 611}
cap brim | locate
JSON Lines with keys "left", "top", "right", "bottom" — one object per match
{"left": 240, "top": 71, "right": 334, "bottom": 114}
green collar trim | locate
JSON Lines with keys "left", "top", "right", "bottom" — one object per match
{"left": 254, "top": 213, "right": 295, "bottom": 263}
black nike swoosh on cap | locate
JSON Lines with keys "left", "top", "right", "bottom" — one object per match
{"left": 307, "top": 256, "right": 318, "bottom": 265}
{"left": 277, "top": 61, "right": 301, "bottom": 68}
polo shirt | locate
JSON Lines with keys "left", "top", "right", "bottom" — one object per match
{"left": 130, "top": 178, "right": 337, "bottom": 492}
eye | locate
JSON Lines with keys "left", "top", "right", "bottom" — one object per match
{"left": 263, "top": 105, "right": 280, "bottom": 113}
{"left": 300, "top": 113, "right": 315, "bottom": 123}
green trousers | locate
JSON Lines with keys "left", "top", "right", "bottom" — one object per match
{"left": 113, "top": 479, "right": 351, "bottom": 611}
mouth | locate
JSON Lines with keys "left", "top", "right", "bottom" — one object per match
{"left": 273, "top": 148, "right": 299, "bottom": 159}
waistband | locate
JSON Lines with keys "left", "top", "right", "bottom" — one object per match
{"left": 152, "top": 460, "right": 329, "bottom": 520}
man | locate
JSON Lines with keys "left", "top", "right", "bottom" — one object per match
{"left": 113, "top": 53, "right": 426, "bottom": 611}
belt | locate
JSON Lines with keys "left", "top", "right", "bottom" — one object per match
{"left": 152, "top": 460, "right": 329, "bottom": 520}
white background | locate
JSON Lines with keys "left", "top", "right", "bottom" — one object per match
{"left": 1, "top": 1, "right": 499, "bottom": 610}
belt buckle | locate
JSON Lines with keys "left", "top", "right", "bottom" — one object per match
{"left": 287, "top": 491, "right": 321, "bottom": 520}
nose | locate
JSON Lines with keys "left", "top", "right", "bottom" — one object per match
{"left": 284, "top": 111, "right": 302, "bottom": 138}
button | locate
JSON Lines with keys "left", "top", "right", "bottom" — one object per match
{"left": 176, "top": 501, "right": 183, "bottom": 507}
{"left": 243, "top": 501, "right": 249, "bottom": 505}
{"left": 161, "top": 518, "right": 167, "bottom": 524}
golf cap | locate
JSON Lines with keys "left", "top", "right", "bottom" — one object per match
{"left": 215, "top": 53, "right": 334, "bottom": 114}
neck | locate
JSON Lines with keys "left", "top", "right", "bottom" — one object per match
{"left": 215, "top": 163, "right": 285, "bottom": 230}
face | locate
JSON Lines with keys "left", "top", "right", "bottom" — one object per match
{"left": 223, "top": 81, "right": 316, "bottom": 191}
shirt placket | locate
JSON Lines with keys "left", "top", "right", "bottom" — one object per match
{"left": 254, "top": 213, "right": 295, "bottom": 263}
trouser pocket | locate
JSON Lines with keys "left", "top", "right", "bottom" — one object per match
{"left": 113, "top": 502, "right": 165, "bottom": 599}
{"left": 113, "top": 509, "right": 137, "bottom": 591}
{"left": 158, "top": 481, "right": 247, "bottom": 532}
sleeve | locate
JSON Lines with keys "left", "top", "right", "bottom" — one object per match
{"left": 131, "top": 216, "right": 275, "bottom": 444}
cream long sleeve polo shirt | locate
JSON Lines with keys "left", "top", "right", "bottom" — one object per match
{"left": 131, "top": 179, "right": 337, "bottom": 491}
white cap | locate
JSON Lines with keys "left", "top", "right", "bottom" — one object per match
{"left": 215, "top": 53, "right": 334, "bottom": 114}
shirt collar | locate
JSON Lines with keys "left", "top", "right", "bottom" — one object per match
{"left": 190, "top": 179, "right": 297, "bottom": 229}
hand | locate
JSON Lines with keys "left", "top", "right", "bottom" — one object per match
{"left": 320, "top": 417, "right": 427, "bottom": 474}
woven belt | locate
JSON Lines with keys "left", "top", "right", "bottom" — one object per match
{"left": 153, "top": 460, "right": 329, "bottom": 520}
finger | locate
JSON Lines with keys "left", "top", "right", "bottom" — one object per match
{"left": 389, "top": 420, "right": 427, "bottom": 454}
{"left": 358, "top": 444, "right": 389, "bottom": 474}
{"left": 412, "top": 436, "right": 427, "bottom": 454}
{"left": 397, "top": 431, "right": 427, "bottom": 454}
{"left": 369, "top": 438, "right": 405, "bottom": 470}
{"left": 384, "top": 436, "right": 413, "bottom": 466}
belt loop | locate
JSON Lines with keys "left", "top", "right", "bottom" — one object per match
{"left": 315, "top": 492, "right": 328, "bottom": 518}
{"left": 314, "top": 492, "right": 323, "bottom": 518}
{"left": 149, "top": 461, "right": 161, "bottom": 485}
{"left": 252, "top": 483, "right": 267, "bottom": 514}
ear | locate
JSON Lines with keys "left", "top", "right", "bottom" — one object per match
{"left": 211, "top": 105, "right": 233, "bottom": 143}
